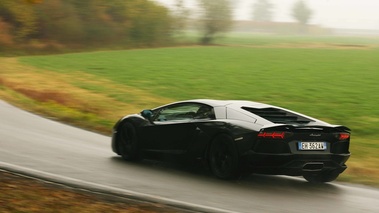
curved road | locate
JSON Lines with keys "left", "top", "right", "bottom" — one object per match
{"left": 1, "top": 100, "right": 378, "bottom": 213}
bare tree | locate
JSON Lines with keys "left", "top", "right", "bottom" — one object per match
{"left": 252, "top": 0, "right": 274, "bottom": 22}
{"left": 292, "top": 0, "right": 312, "bottom": 25}
{"left": 197, "top": 0, "right": 234, "bottom": 44}
{"left": 171, "top": 0, "right": 190, "bottom": 36}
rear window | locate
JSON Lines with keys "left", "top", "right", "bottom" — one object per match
{"left": 242, "top": 107, "right": 314, "bottom": 124}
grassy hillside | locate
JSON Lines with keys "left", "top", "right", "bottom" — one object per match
{"left": 1, "top": 35, "right": 379, "bottom": 186}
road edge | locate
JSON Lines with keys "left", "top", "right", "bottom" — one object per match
{"left": 0, "top": 162, "right": 238, "bottom": 213}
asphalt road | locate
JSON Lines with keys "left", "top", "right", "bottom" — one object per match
{"left": 1, "top": 100, "right": 379, "bottom": 213}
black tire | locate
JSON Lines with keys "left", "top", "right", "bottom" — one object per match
{"left": 303, "top": 170, "right": 340, "bottom": 183}
{"left": 117, "top": 122, "right": 140, "bottom": 161}
{"left": 209, "top": 134, "right": 240, "bottom": 180}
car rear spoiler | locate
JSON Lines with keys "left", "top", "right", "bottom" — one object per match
{"left": 260, "top": 124, "right": 351, "bottom": 132}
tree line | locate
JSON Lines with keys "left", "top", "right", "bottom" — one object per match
{"left": 0, "top": 0, "right": 173, "bottom": 51}
{"left": 0, "top": 0, "right": 315, "bottom": 53}
{"left": 252, "top": 0, "right": 312, "bottom": 25}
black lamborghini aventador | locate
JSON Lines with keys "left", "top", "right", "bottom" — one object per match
{"left": 111, "top": 99, "right": 351, "bottom": 183}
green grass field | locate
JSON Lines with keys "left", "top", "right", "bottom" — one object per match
{"left": 19, "top": 43, "right": 379, "bottom": 135}
{"left": 1, "top": 34, "right": 379, "bottom": 185}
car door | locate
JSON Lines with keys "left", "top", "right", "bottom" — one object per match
{"left": 141, "top": 103, "right": 202, "bottom": 156}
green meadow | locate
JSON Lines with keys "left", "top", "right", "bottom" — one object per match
{"left": 19, "top": 44, "right": 379, "bottom": 135}
{"left": 2, "top": 35, "right": 379, "bottom": 185}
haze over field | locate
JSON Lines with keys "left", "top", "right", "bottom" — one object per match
{"left": 155, "top": 0, "right": 379, "bottom": 30}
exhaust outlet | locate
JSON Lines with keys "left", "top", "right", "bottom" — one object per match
{"left": 303, "top": 162, "right": 324, "bottom": 172}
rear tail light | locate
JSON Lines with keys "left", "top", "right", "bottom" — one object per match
{"left": 258, "top": 132, "right": 286, "bottom": 139}
{"left": 338, "top": 133, "right": 350, "bottom": 140}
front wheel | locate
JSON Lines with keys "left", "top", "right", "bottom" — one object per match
{"left": 117, "top": 122, "right": 140, "bottom": 161}
{"left": 209, "top": 134, "right": 240, "bottom": 180}
{"left": 303, "top": 170, "right": 340, "bottom": 183}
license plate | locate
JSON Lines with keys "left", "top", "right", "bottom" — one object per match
{"left": 298, "top": 142, "right": 327, "bottom": 150}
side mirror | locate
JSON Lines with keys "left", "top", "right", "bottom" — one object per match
{"left": 141, "top": 110, "right": 153, "bottom": 123}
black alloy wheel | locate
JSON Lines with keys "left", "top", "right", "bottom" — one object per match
{"left": 118, "top": 122, "right": 140, "bottom": 161}
{"left": 209, "top": 134, "right": 240, "bottom": 180}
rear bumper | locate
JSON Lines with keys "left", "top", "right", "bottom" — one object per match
{"left": 242, "top": 151, "right": 350, "bottom": 176}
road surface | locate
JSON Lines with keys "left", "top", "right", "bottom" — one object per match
{"left": 1, "top": 100, "right": 378, "bottom": 213}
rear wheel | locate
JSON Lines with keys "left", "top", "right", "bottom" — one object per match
{"left": 303, "top": 170, "right": 340, "bottom": 183}
{"left": 209, "top": 134, "right": 240, "bottom": 180}
{"left": 117, "top": 122, "right": 140, "bottom": 161}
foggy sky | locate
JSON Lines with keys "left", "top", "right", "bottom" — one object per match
{"left": 154, "top": 0, "right": 379, "bottom": 30}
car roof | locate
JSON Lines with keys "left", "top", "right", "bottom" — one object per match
{"left": 184, "top": 99, "right": 331, "bottom": 126}
{"left": 155, "top": 99, "right": 333, "bottom": 126}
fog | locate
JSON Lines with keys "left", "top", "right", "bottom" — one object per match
{"left": 155, "top": 0, "right": 379, "bottom": 30}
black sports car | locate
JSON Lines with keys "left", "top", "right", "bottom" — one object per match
{"left": 112, "top": 99, "right": 350, "bottom": 182}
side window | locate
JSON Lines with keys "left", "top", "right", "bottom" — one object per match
{"left": 153, "top": 103, "right": 215, "bottom": 122}
{"left": 194, "top": 105, "right": 215, "bottom": 119}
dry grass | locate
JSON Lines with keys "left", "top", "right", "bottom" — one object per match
{"left": 0, "top": 57, "right": 172, "bottom": 134}
{"left": 340, "top": 141, "right": 379, "bottom": 186}
{"left": 0, "top": 171, "right": 185, "bottom": 213}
